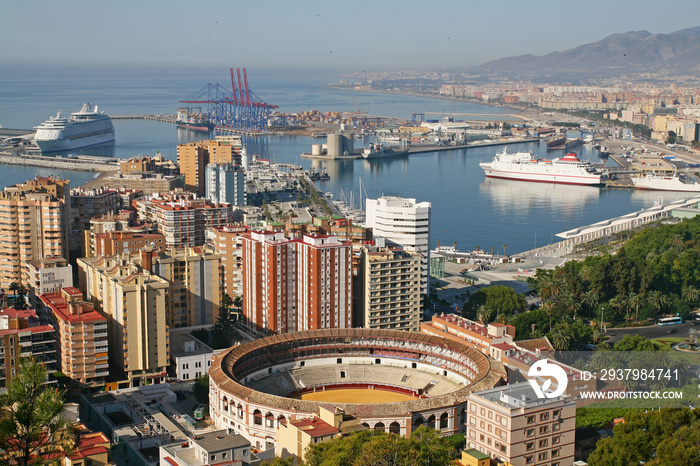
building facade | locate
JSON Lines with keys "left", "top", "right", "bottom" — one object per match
{"left": 40, "top": 287, "right": 109, "bottom": 386}
{"left": 206, "top": 225, "right": 248, "bottom": 298}
{"left": 206, "top": 163, "right": 246, "bottom": 206}
{"left": 78, "top": 255, "right": 169, "bottom": 387}
{"left": 152, "top": 247, "right": 222, "bottom": 328}
{"left": 242, "top": 232, "right": 352, "bottom": 333}
{"left": 466, "top": 382, "right": 576, "bottom": 466}
{"left": 0, "top": 308, "right": 56, "bottom": 389}
{"left": 0, "top": 184, "right": 68, "bottom": 288}
{"left": 178, "top": 139, "right": 241, "bottom": 196}
{"left": 358, "top": 244, "right": 422, "bottom": 331}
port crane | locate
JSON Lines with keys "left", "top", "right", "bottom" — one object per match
{"left": 179, "top": 68, "right": 278, "bottom": 132}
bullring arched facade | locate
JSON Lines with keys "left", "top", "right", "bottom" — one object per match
{"left": 209, "top": 328, "right": 505, "bottom": 450}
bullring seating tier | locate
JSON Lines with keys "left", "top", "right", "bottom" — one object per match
{"left": 246, "top": 362, "right": 463, "bottom": 397}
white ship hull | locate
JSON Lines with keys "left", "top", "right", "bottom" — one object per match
{"left": 480, "top": 164, "right": 602, "bottom": 186}
{"left": 34, "top": 103, "right": 115, "bottom": 153}
{"left": 632, "top": 175, "right": 700, "bottom": 192}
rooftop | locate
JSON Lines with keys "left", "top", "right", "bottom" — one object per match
{"left": 194, "top": 430, "right": 250, "bottom": 452}
{"left": 290, "top": 417, "right": 339, "bottom": 438}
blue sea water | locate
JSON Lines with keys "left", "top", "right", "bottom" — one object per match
{"left": 0, "top": 64, "right": 689, "bottom": 254}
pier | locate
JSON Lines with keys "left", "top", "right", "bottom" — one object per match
{"left": 301, "top": 137, "right": 540, "bottom": 160}
{"left": 0, "top": 150, "right": 119, "bottom": 172}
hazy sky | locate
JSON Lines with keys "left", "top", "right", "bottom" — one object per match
{"left": 2, "top": 0, "right": 699, "bottom": 72}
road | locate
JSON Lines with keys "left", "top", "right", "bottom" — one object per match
{"left": 605, "top": 320, "right": 698, "bottom": 344}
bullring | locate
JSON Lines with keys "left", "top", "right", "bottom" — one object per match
{"left": 209, "top": 328, "right": 506, "bottom": 450}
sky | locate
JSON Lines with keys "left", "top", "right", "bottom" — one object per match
{"left": 2, "top": 0, "right": 700, "bottom": 73}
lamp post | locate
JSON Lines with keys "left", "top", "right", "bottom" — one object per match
{"left": 600, "top": 305, "right": 606, "bottom": 334}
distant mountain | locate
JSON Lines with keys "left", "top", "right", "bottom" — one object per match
{"left": 471, "top": 27, "right": 700, "bottom": 79}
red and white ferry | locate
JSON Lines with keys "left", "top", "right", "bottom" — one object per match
{"left": 479, "top": 148, "right": 603, "bottom": 186}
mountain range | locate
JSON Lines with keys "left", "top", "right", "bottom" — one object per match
{"left": 469, "top": 27, "right": 700, "bottom": 80}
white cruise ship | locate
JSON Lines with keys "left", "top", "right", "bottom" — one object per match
{"left": 632, "top": 172, "right": 700, "bottom": 192}
{"left": 479, "top": 148, "right": 603, "bottom": 186}
{"left": 33, "top": 103, "right": 115, "bottom": 153}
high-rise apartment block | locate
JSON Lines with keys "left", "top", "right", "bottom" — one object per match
{"left": 178, "top": 139, "right": 242, "bottom": 196}
{"left": 242, "top": 232, "right": 352, "bottom": 333}
{"left": 365, "top": 196, "right": 431, "bottom": 294}
{"left": 84, "top": 211, "right": 157, "bottom": 257}
{"left": 0, "top": 178, "right": 69, "bottom": 288}
{"left": 0, "top": 308, "right": 56, "bottom": 389}
{"left": 135, "top": 193, "right": 234, "bottom": 248}
{"left": 357, "top": 244, "right": 422, "bottom": 331}
{"left": 151, "top": 247, "right": 222, "bottom": 328}
{"left": 26, "top": 256, "right": 73, "bottom": 312}
{"left": 40, "top": 287, "right": 109, "bottom": 386}
{"left": 78, "top": 255, "right": 169, "bottom": 387}
{"left": 466, "top": 382, "right": 576, "bottom": 466}
{"left": 206, "top": 225, "right": 249, "bottom": 298}
{"left": 206, "top": 163, "right": 246, "bottom": 206}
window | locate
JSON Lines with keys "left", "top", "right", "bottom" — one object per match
{"left": 500, "top": 445, "right": 506, "bottom": 453}
{"left": 553, "top": 435, "right": 561, "bottom": 445}
{"left": 538, "top": 452, "right": 548, "bottom": 461}
{"left": 526, "top": 428, "right": 534, "bottom": 437}
{"left": 527, "top": 415, "right": 536, "bottom": 424}
{"left": 553, "top": 422, "right": 561, "bottom": 431}
{"left": 470, "top": 404, "right": 476, "bottom": 413}
{"left": 525, "top": 456, "right": 534, "bottom": 464}
{"left": 243, "top": 449, "right": 248, "bottom": 456}
{"left": 539, "top": 439, "right": 548, "bottom": 448}
{"left": 539, "top": 425, "right": 549, "bottom": 434}
{"left": 552, "top": 449, "right": 560, "bottom": 458}
{"left": 526, "top": 442, "right": 534, "bottom": 451}
{"left": 540, "top": 412, "right": 550, "bottom": 421}
{"left": 553, "top": 409, "right": 561, "bottom": 419}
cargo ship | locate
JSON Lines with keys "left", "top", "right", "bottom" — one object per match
{"left": 547, "top": 137, "right": 583, "bottom": 150}
{"left": 631, "top": 172, "right": 700, "bottom": 192}
{"left": 176, "top": 108, "right": 214, "bottom": 131}
{"left": 479, "top": 148, "right": 603, "bottom": 186}
{"left": 33, "top": 103, "right": 115, "bottom": 153}
{"left": 546, "top": 136, "right": 566, "bottom": 149}
{"left": 362, "top": 143, "right": 409, "bottom": 160}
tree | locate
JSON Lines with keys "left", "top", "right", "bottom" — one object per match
{"left": 503, "top": 243, "right": 507, "bottom": 257}
{"left": 193, "top": 374, "right": 209, "bottom": 405}
{"left": 0, "top": 358, "right": 74, "bottom": 465}
{"left": 7, "top": 283, "right": 29, "bottom": 310}
{"left": 666, "top": 130, "right": 677, "bottom": 145}
{"left": 627, "top": 292, "right": 644, "bottom": 322}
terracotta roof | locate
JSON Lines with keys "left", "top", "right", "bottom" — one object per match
{"left": 515, "top": 337, "right": 554, "bottom": 352}
{"left": 291, "top": 417, "right": 339, "bottom": 438}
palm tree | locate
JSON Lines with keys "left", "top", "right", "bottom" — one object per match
{"left": 550, "top": 330, "right": 572, "bottom": 352}
{"left": 490, "top": 245, "right": 494, "bottom": 256}
{"left": 609, "top": 295, "right": 628, "bottom": 321}
{"left": 682, "top": 285, "right": 699, "bottom": 305}
{"left": 581, "top": 290, "right": 599, "bottom": 311}
{"left": 502, "top": 243, "right": 507, "bottom": 257}
{"left": 647, "top": 290, "right": 671, "bottom": 316}
{"left": 541, "top": 300, "right": 555, "bottom": 332}
{"left": 627, "top": 292, "right": 644, "bottom": 322}
{"left": 475, "top": 245, "right": 481, "bottom": 254}
{"left": 670, "top": 233, "right": 684, "bottom": 252}
{"left": 560, "top": 292, "right": 582, "bottom": 320}
{"left": 453, "top": 241, "right": 458, "bottom": 261}
{"left": 476, "top": 305, "right": 493, "bottom": 324}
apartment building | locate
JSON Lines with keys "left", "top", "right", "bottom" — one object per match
{"left": 84, "top": 211, "right": 157, "bottom": 257}
{"left": 40, "top": 287, "right": 109, "bottom": 386}
{"left": 94, "top": 230, "right": 166, "bottom": 257}
{"left": 77, "top": 255, "right": 169, "bottom": 387}
{"left": 357, "top": 244, "right": 422, "bottom": 331}
{"left": 178, "top": 139, "right": 242, "bottom": 196}
{"left": 242, "top": 232, "right": 352, "bottom": 333}
{"left": 151, "top": 246, "right": 222, "bottom": 328}
{"left": 206, "top": 162, "right": 246, "bottom": 206}
{"left": 0, "top": 308, "right": 56, "bottom": 389}
{"left": 206, "top": 225, "right": 248, "bottom": 298}
{"left": 0, "top": 180, "right": 69, "bottom": 288}
{"left": 466, "top": 382, "right": 576, "bottom": 466}
{"left": 135, "top": 194, "right": 234, "bottom": 248}
{"left": 365, "top": 196, "right": 431, "bottom": 294}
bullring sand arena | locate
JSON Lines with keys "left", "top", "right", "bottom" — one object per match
{"left": 209, "top": 328, "right": 505, "bottom": 449}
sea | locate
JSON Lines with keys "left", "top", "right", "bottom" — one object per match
{"left": 0, "top": 64, "right": 691, "bottom": 255}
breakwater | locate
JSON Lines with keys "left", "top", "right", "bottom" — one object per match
{"left": 0, "top": 151, "right": 119, "bottom": 172}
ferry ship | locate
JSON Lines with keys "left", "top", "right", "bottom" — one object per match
{"left": 33, "top": 103, "right": 115, "bottom": 153}
{"left": 631, "top": 172, "right": 700, "bottom": 192}
{"left": 479, "top": 148, "right": 603, "bottom": 186}
{"left": 362, "top": 143, "right": 409, "bottom": 160}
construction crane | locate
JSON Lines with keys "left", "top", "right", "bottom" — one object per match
{"left": 179, "top": 68, "right": 278, "bottom": 132}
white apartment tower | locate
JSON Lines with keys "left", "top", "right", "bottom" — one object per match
{"left": 365, "top": 196, "right": 431, "bottom": 294}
